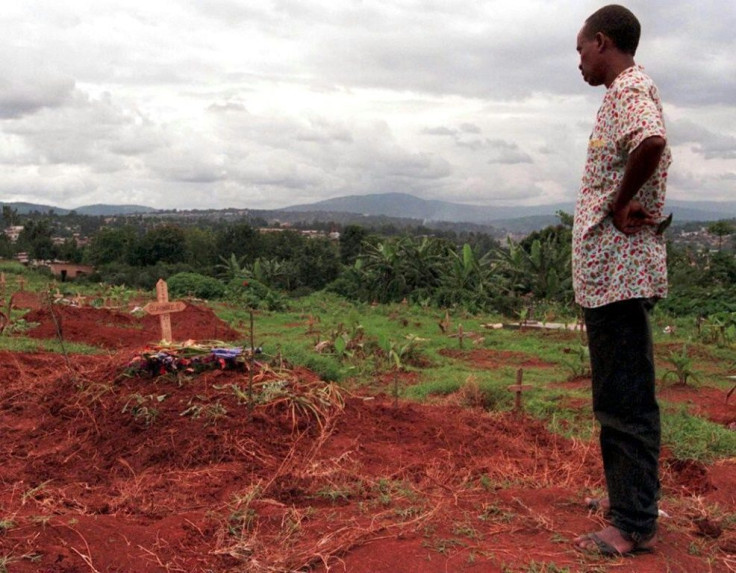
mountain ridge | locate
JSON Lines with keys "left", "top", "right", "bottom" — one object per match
{"left": 282, "top": 192, "right": 736, "bottom": 225}
{"left": 3, "top": 194, "right": 735, "bottom": 230}
{"left": 1, "top": 202, "right": 157, "bottom": 216}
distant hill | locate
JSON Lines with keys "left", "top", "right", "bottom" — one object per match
{"left": 282, "top": 192, "right": 736, "bottom": 228}
{"left": 74, "top": 204, "right": 158, "bottom": 216}
{"left": 0, "top": 201, "right": 69, "bottom": 215}
{"left": 1, "top": 202, "right": 157, "bottom": 216}
{"left": 283, "top": 192, "right": 560, "bottom": 223}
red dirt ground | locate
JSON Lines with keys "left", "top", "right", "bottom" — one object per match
{"left": 0, "top": 305, "right": 734, "bottom": 572}
{"left": 22, "top": 302, "right": 241, "bottom": 349}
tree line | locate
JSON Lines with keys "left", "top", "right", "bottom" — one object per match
{"left": 1, "top": 206, "right": 734, "bottom": 317}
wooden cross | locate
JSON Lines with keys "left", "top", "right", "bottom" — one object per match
{"left": 507, "top": 368, "right": 532, "bottom": 414}
{"left": 17, "top": 276, "right": 25, "bottom": 292}
{"left": 143, "top": 279, "right": 186, "bottom": 343}
{"left": 726, "top": 376, "right": 736, "bottom": 403}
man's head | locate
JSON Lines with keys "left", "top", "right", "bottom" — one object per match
{"left": 576, "top": 5, "right": 640, "bottom": 87}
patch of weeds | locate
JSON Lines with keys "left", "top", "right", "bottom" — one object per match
{"left": 477, "top": 502, "right": 515, "bottom": 524}
{"left": 122, "top": 393, "right": 166, "bottom": 426}
{"left": 373, "top": 478, "right": 394, "bottom": 506}
{"left": 452, "top": 520, "right": 480, "bottom": 540}
{"left": 722, "top": 512, "right": 736, "bottom": 529}
{"left": 561, "top": 345, "right": 590, "bottom": 380}
{"left": 370, "top": 478, "right": 418, "bottom": 508}
{"left": 688, "top": 540, "right": 704, "bottom": 556}
{"left": 228, "top": 486, "right": 261, "bottom": 537}
{"left": 280, "top": 507, "right": 309, "bottom": 539}
{"left": 478, "top": 473, "right": 494, "bottom": 491}
{"left": 1, "top": 318, "right": 38, "bottom": 335}
{"left": 549, "top": 532, "right": 567, "bottom": 544}
{"left": 524, "top": 563, "right": 572, "bottom": 573}
{"left": 229, "top": 507, "right": 257, "bottom": 536}
{"left": 181, "top": 397, "right": 228, "bottom": 425}
{"left": 393, "top": 505, "right": 423, "bottom": 520}
{"left": 76, "top": 381, "right": 114, "bottom": 405}
{"left": 0, "top": 518, "right": 16, "bottom": 533}
{"left": 421, "top": 537, "right": 464, "bottom": 556}
{"left": 314, "top": 486, "right": 356, "bottom": 504}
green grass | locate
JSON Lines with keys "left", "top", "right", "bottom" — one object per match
{"left": 0, "top": 335, "right": 103, "bottom": 355}
{"left": 207, "top": 294, "right": 736, "bottom": 462}
{"left": 661, "top": 406, "right": 736, "bottom": 462}
{"left": 3, "top": 275, "right": 736, "bottom": 463}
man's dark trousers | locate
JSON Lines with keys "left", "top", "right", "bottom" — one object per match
{"left": 584, "top": 297, "right": 660, "bottom": 540}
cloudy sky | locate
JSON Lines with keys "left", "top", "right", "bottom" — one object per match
{"left": 1, "top": 0, "right": 734, "bottom": 211}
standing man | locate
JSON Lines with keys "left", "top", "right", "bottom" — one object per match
{"left": 572, "top": 5, "right": 671, "bottom": 556}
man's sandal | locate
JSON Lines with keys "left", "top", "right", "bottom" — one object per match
{"left": 575, "top": 527, "right": 655, "bottom": 557}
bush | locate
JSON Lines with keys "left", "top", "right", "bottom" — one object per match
{"left": 89, "top": 262, "right": 196, "bottom": 290}
{"left": 168, "top": 272, "right": 226, "bottom": 300}
{"left": 226, "top": 278, "right": 288, "bottom": 311}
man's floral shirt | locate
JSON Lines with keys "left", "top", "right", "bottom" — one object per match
{"left": 573, "top": 65, "right": 671, "bottom": 308}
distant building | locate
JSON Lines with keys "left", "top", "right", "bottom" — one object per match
{"left": 47, "top": 262, "right": 95, "bottom": 281}
{"left": 4, "top": 226, "right": 24, "bottom": 242}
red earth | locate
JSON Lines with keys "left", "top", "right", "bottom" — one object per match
{"left": 0, "top": 304, "right": 734, "bottom": 572}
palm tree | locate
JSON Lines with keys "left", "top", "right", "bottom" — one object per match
{"left": 216, "top": 253, "right": 248, "bottom": 281}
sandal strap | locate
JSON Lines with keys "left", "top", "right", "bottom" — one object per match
{"left": 621, "top": 528, "right": 656, "bottom": 545}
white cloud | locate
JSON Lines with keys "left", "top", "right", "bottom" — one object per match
{"left": 0, "top": 0, "right": 733, "bottom": 211}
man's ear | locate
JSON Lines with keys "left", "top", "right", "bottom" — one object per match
{"left": 594, "top": 32, "right": 607, "bottom": 52}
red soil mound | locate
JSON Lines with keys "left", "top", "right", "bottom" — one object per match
{"left": 0, "top": 349, "right": 734, "bottom": 573}
{"left": 22, "top": 302, "right": 241, "bottom": 349}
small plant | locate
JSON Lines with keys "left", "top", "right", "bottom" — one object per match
{"left": 477, "top": 502, "right": 514, "bottom": 524}
{"left": 314, "top": 486, "right": 355, "bottom": 504}
{"left": 228, "top": 508, "right": 257, "bottom": 536}
{"left": 478, "top": 473, "right": 494, "bottom": 491}
{"left": 561, "top": 345, "right": 591, "bottom": 380}
{"left": 697, "top": 312, "right": 736, "bottom": 347}
{"left": 181, "top": 399, "right": 228, "bottom": 426}
{"left": 228, "top": 486, "right": 261, "bottom": 537}
{"left": 525, "top": 562, "right": 571, "bottom": 573}
{"left": 451, "top": 521, "right": 480, "bottom": 540}
{"left": 662, "top": 343, "right": 699, "bottom": 386}
{"left": 122, "top": 393, "right": 166, "bottom": 425}
{"left": 421, "top": 536, "right": 463, "bottom": 556}
{"left": 0, "top": 518, "right": 16, "bottom": 533}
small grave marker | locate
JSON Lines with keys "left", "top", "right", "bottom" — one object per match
{"left": 0, "top": 273, "right": 5, "bottom": 297}
{"left": 17, "top": 276, "right": 25, "bottom": 292}
{"left": 507, "top": 368, "right": 533, "bottom": 414}
{"left": 143, "top": 279, "right": 186, "bottom": 343}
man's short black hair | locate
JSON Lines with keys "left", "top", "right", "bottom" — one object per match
{"left": 584, "top": 4, "right": 641, "bottom": 55}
